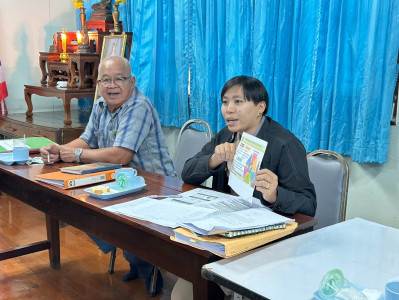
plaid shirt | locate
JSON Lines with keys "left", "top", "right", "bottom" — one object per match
{"left": 80, "top": 87, "right": 176, "bottom": 177}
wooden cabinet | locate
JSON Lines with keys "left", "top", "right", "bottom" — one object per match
{"left": 0, "top": 111, "right": 88, "bottom": 144}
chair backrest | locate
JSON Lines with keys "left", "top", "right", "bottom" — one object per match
{"left": 173, "top": 119, "right": 212, "bottom": 179}
{"left": 307, "top": 150, "right": 349, "bottom": 230}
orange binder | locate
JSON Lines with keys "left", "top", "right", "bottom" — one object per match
{"left": 171, "top": 222, "right": 298, "bottom": 258}
{"left": 35, "top": 169, "right": 117, "bottom": 189}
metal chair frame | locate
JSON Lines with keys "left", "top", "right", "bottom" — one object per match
{"left": 173, "top": 119, "right": 212, "bottom": 179}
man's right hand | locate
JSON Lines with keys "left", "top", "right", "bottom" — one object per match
{"left": 40, "top": 144, "right": 60, "bottom": 164}
{"left": 208, "top": 142, "right": 236, "bottom": 169}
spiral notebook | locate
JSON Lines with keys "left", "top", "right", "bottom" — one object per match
{"left": 219, "top": 223, "right": 286, "bottom": 238}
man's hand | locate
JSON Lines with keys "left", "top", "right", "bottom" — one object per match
{"left": 208, "top": 142, "right": 236, "bottom": 169}
{"left": 254, "top": 168, "right": 278, "bottom": 204}
{"left": 40, "top": 144, "right": 60, "bottom": 164}
{"left": 59, "top": 145, "right": 79, "bottom": 163}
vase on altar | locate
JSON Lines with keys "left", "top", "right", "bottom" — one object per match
{"left": 79, "top": 7, "right": 86, "bottom": 30}
{"left": 112, "top": 3, "right": 121, "bottom": 33}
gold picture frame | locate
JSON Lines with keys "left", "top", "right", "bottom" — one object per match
{"left": 94, "top": 33, "right": 128, "bottom": 102}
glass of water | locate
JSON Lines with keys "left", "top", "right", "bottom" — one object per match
{"left": 12, "top": 138, "right": 29, "bottom": 161}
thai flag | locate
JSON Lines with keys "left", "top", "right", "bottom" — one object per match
{"left": 0, "top": 60, "right": 8, "bottom": 116}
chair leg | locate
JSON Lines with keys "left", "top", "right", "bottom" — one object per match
{"left": 148, "top": 265, "right": 159, "bottom": 297}
{"left": 108, "top": 248, "right": 117, "bottom": 274}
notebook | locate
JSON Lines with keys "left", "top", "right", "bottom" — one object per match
{"left": 60, "top": 162, "right": 122, "bottom": 175}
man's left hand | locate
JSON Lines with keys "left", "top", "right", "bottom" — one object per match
{"left": 254, "top": 169, "right": 278, "bottom": 204}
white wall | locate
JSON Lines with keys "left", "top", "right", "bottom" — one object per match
{"left": 0, "top": 0, "right": 77, "bottom": 113}
{"left": 2, "top": 1, "right": 398, "bottom": 229}
{"left": 346, "top": 124, "right": 399, "bottom": 228}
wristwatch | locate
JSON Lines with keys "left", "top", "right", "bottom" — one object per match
{"left": 75, "top": 148, "right": 83, "bottom": 163}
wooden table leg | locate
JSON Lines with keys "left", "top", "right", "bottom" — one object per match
{"left": 39, "top": 57, "right": 48, "bottom": 85}
{"left": 45, "top": 214, "right": 60, "bottom": 269}
{"left": 62, "top": 95, "right": 72, "bottom": 125}
{"left": 24, "top": 89, "right": 34, "bottom": 117}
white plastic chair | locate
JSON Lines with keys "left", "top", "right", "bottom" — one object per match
{"left": 173, "top": 119, "right": 212, "bottom": 179}
{"left": 307, "top": 150, "right": 349, "bottom": 230}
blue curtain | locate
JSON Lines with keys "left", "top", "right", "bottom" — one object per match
{"left": 78, "top": 1, "right": 398, "bottom": 163}
{"left": 189, "top": 0, "right": 399, "bottom": 163}
{"left": 77, "top": 0, "right": 190, "bottom": 127}
{"left": 289, "top": 0, "right": 399, "bottom": 163}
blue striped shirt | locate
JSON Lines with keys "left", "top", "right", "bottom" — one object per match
{"left": 80, "top": 87, "right": 176, "bottom": 177}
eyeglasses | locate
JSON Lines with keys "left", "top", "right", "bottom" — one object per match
{"left": 97, "top": 76, "right": 131, "bottom": 87}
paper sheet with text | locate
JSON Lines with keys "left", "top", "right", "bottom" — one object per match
{"left": 228, "top": 132, "right": 268, "bottom": 201}
{"left": 103, "top": 188, "right": 264, "bottom": 228}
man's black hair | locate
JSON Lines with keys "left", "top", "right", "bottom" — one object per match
{"left": 221, "top": 75, "right": 269, "bottom": 115}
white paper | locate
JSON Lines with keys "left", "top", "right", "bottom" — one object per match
{"left": 104, "top": 197, "right": 216, "bottom": 228}
{"left": 103, "top": 188, "right": 263, "bottom": 228}
{"left": 228, "top": 132, "right": 268, "bottom": 201}
{"left": 102, "top": 188, "right": 287, "bottom": 234}
{"left": 0, "top": 140, "right": 14, "bottom": 151}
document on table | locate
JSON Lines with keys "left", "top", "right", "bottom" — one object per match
{"left": 103, "top": 188, "right": 265, "bottom": 228}
{"left": 104, "top": 197, "right": 216, "bottom": 228}
{"left": 228, "top": 132, "right": 268, "bottom": 201}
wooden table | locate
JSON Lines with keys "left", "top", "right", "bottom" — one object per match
{"left": 24, "top": 84, "right": 95, "bottom": 125}
{"left": 0, "top": 162, "right": 316, "bottom": 299}
{"left": 202, "top": 218, "right": 399, "bottom": 300}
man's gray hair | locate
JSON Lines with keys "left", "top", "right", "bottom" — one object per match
{"left": 99, "top": 55, "right": 131, "bottom": 75}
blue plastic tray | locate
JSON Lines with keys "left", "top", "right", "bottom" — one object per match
{"left": 84, "top": 177, "right": 146, "bottom": 200}
{"left": 0, "top": 153, "right": 29, "bottom": 166}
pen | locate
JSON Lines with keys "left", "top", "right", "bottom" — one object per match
{"left": 149, "top": 195, "right": 183, "bottom": 199}
{"left": 47, "top": 153, "right": 50, "bottom": 163}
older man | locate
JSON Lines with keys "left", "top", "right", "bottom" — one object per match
{"left": 40, "top": 55, "right": 175, "bottom": 296}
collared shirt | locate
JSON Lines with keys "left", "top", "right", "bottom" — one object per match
{"left": 181, "top": 116, "right": 316, "bottom": 216}
{"left": 80, "top": 87, "right": 176, "bottom": 177}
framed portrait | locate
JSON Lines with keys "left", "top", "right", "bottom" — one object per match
{"left": 94, "top": 33, "right": 128, "bottom": 102}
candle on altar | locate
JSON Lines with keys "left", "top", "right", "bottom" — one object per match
{"left": 61, "top": 29, "right": 67, "bottom": 53}
{"left": 76, "top": 31, "right": 82, "bottom": 44}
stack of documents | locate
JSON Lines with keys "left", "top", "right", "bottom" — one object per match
{"left": 103, "top": 188, "right": 297, "bottom": 257}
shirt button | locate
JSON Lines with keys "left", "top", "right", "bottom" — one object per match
{"left": 277, "top": 205, "right": 282, "bottom": 209}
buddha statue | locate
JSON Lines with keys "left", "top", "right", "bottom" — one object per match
{"left": 90, "top": 0, "right": 113, "bottom": 21}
